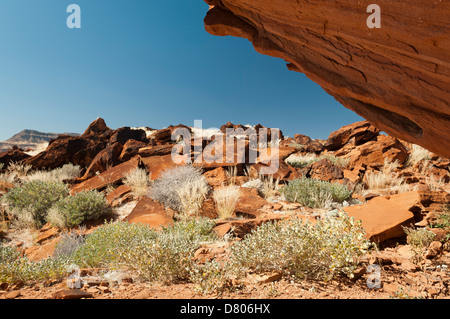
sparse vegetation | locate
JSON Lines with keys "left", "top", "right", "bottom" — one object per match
{"left": 0, "top": 245, "right": 70, "bottom": 284}
{"left": 123, "top": 167, "right": 151, "bottom": 197}
{"left": 213, "top": 185, "right": 241, "bottom": 219}
{"left": 26, "top": 164, "right": 81, "bottom": 183}
{"left": 363, "top": 159, "right": 410, "bottom": 194}
{"left": 406, "top": 144, "right": 432, "bottom": 167}
{"left": 7, "top": 162, "right": 32, "bottom": 177}
{"left": 47, "top": 190, "right": 111, "bottom": 229}
{"left": 259, "top": 175, "right": 280, "bottom": 199}
{"left": 71, "top": 219, "right": 217, "bottom": 283}
{"left": 228, "top": 213, "right": 372, "bottom": 281}
{"left": 286, "top": 153, "right": 349, "bottom": 168}
{"left": 281, "top": 177, "right": 352, "bottom": 209}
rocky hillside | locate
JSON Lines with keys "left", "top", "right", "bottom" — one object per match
{"left": 0, "top": 130, "right": 79, "bottom": 153}
{"left": 0, "top": 118, "right": 449, "bottom": 299}
{"left": 201, "top": 0, "right": 450, "bottom": 158}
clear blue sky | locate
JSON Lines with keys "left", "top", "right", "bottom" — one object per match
{"left": 0, "top": 0, "right": 363, "bottom": 141}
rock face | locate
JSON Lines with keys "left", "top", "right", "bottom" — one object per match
{"left": 202, "top": 1, "right": 450, "bottom": 158}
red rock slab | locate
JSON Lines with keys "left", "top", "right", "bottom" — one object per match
{"left": 140, "top": 154, "right": 189, "bottom": 180}
{"left": 235, "top": 187, "right": 268, "bottom": 218}
{"left": 35, "top": 226, "right": 60, "bottom": 245}
{"left": 106, "top": 184, "right": 133, "bottom": 207}
{"left": 25, "top": 237, "right": 60, "bottom": 262}
{"left": 52, "top": 289, "right": 93, "bottom": 299}
{"left": 70, "top": 156, "right": 141, "bottom": 194}
{"left": 344, "top": 191, "right": 420, "bottom": 243}
{"left": 124, "top": 197, "right": 173, "bottom": 230}
{"left": 138, "top": 144, "right": 174, "bottom": 158}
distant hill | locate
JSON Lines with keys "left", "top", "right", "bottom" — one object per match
{"left": 0, "top": 129, "right": 79, "bottom": 153}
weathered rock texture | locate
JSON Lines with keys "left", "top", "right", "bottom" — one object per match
{"left": 202, "top": 0, "right": 450, "bottom": 158}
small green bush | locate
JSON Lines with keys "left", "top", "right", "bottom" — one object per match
{"left": 2, "top": 181, "right": 69, "bottom": 228}
{"left": 72, "top": 218, "right": 217, "bottom": 283}
{"left": 229, "top": 213, "right": 372, "bottom": 281}
{"left": 47, "top": 190, "right": 111, "bottom": 228}
{"left": 281, "top": 177, "right": 352, "bottom": 209}
{"left": 0, "top": 245, "right": 69, "bottom": 284}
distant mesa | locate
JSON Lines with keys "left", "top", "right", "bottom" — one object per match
{"left": 0, "top": 129, "right": 80, "bottom": 154}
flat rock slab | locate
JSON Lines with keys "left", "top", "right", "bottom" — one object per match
{"left": 124, "top": 197, "right": 173, "bottom": 230}
{"left": 52, "top": 289, "right": 93, "bottom": 299}
{"left": 344, "top": 191, "right": 419, "bottom": 243}
{"left": 71, "top": 156, "right": 141, "bottom": 193}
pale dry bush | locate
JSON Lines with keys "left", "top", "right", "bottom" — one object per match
{"left": 150, "top": 165, "right": 209, "bottom": 214}
{"left": 286, "top": 153, "right": 349, "bottom": 168}
{"left": 7, "top": 162, "right": 32, "bottom": 177}
{"left": 363, "top": 159, "right": 410, "bottom": 194}
{"left": 285, "top": 153, "right": 318, "bottom": 168}
{"left": 406, "top": 144, "right": 432, "bottom": 167}
{"left": 260, "top": 175, "right": 280, "bottom": 199}
{"left": 123, "top": 168, "right": 151, "bottom": 197}
{"left": 176, "top": 178, "right": 210, "bottom": 217}
{"left": 213, "top": 185, "right": 241, "bottom": 219}
{"left": 26, "top": 164, "right": 81, "bottom": 183}
{"left": 225, "top": 166, "right": 238, "bottom": 185}
{"left": 0, "top": 172, "right": 18, "bottom": 184}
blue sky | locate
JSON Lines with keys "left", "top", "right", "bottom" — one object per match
{"left": 0, "top": 0, "right": 363, "bottom": 141}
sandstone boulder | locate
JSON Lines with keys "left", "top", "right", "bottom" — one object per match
{"left": 124, "top": 197, "right": 173, "bottom": 230}
{"left": 325, "top": 121, "right": 380, "bottom": 151}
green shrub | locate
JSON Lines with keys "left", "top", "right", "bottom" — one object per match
{"left": 281, "top": 177, "right": 352, "bottom": 209}
{"left": 47, "top": 190, "right": 111, "bottom": 228}
{"left": 2, "top": 181, "right": 69, "bottom": 228}
{"left": 72, "top": 218, "right": 217, "bottom": 283}
{"left": 0, "top": 245, "right": 69, "bottom": 284}
{"left": 403, "top": 226, "right": 436, "bottom": 249}
{"left": 229, "top": 213, "right": 372, "bottom": 281}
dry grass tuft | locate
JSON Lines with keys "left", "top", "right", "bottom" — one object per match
{"left": 213, "top": 185, "right": 241, "bottom": 219}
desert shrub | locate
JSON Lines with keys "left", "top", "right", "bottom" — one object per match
{"left": 260, "top": 175, "right": 280, "bottom": 199}
{"left": 27, "top": 164, "right": 81, "bottom": 183}
{"left": 47, "top": 190, "right": 111, "bottom": 229}
{"left": 0, "top": 163, "right": 4, "bottom": 171}
{"left": 281, "top": 177, "right": 352, "bottom": 209}
{"left": 406, "top": 144, "right": 431, "bottom": 167}
{"left": 190, "top": 260, "right": 232, "bottom": 295}
{"left": 403, "top": 226, "right": 436, "bottom": 249}
{"left": 213, "top": 185, "right": 241, "bottom": 219}
{"left": 286, "top": 153, "right": 349, "bottom": 169}
{"left": 7, "top": 162, "right": 32, "bottom": 177}
{"left": 150, "top": 165, "right": 209, "bottom": 214}
{"left": 0, "top": 245, "right": 69, "bottom": 284}
{"left": 123, "top": 168, "right": 151, "bottom": 197}
{"left": 0, "top": 172, "right": 18, "bottom": 184}
{"left": 363, "top": 159, "right": 409, "bottom": 194}
{"left": 72, "top": 218, "right": 216, "bottom": 283}
{"left": 229, "top": 213, "right": 372, "bottom": 281}
{"left": 320, "top": 153, "right": 350, "bottom": 168}
{"left": 286, "top": 153, "right": 318, "bottom": 168}
{"left": 177, "top": 178, "right": 210, "bottom": 217}
{"left": 2, "top": 181, "right": 70, "bottom": 228}
{"left": 53, "top": 230, "right": 86, "bottom": 258}
{"left": 288, "top": 142, "right": 304, "bottom": 150}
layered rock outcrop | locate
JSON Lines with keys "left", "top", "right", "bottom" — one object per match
{"left": 201, "top": 0, "right": 450, "bottom": 158}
